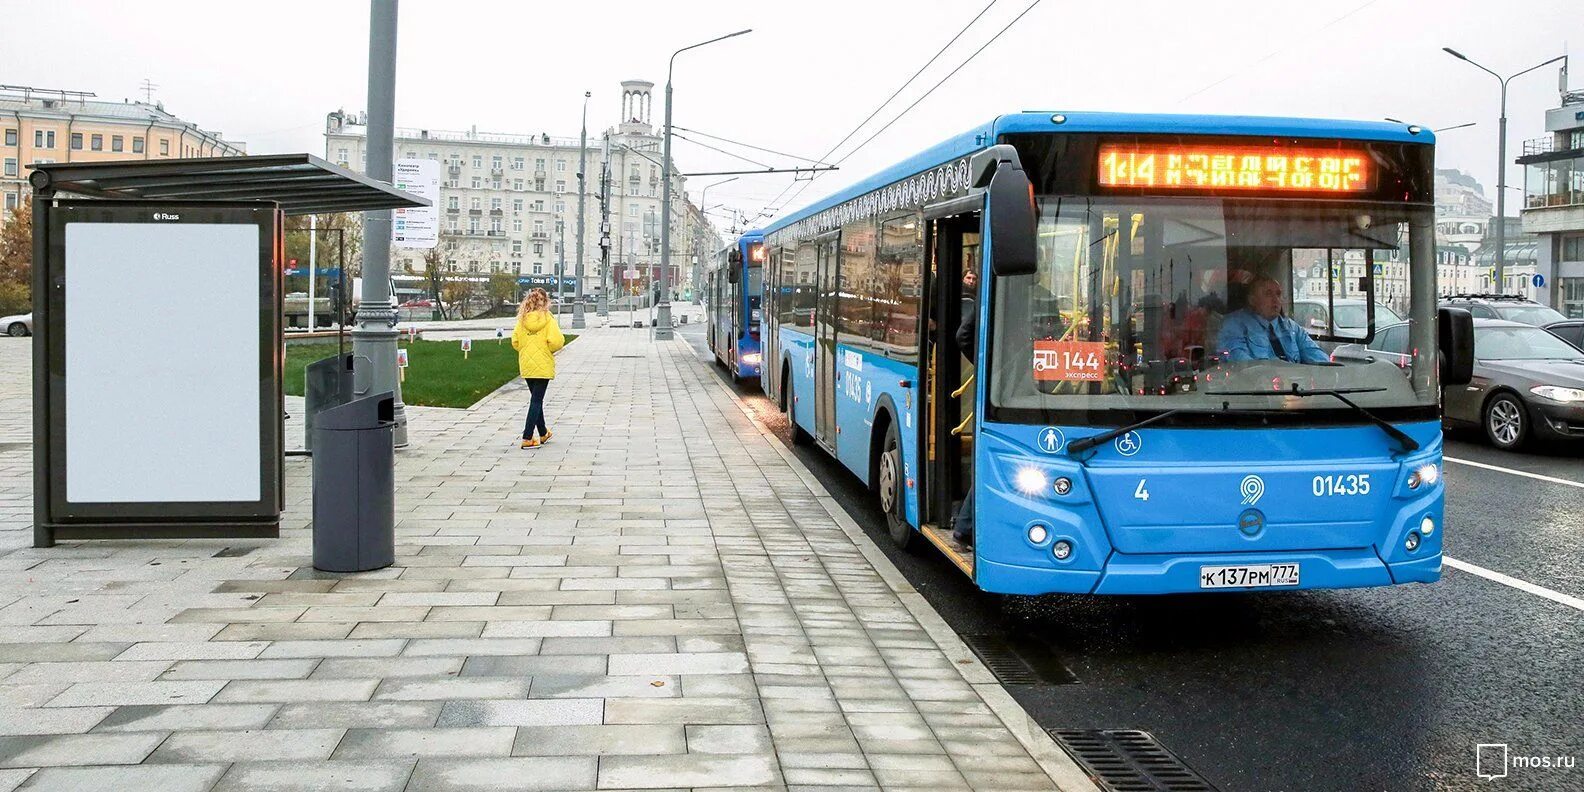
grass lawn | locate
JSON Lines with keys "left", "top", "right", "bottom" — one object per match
{"left": 284, "top": 336, "right": 574, "bottom": 408}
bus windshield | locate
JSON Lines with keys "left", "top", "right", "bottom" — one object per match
{"left": 989, "top": 197, "right": 1437, "bottom": 421}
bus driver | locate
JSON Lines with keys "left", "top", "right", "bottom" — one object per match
{"left": 1216, "top": 274, "right": 1330, "bottom": 364}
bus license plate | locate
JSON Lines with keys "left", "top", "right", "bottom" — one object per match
{"left": 1199, "top": 563, "right": 1300, "bottom": 589}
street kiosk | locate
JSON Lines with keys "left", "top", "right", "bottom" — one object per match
{"left": 29, "top": 155, "right": 426, "bottom": 547}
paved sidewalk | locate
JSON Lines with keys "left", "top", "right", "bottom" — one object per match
{"left": 0, "top": 331, "right": 1092, "bottom": 791}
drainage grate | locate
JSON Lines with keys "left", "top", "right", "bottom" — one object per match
{"left": 611, "top": 354, "right": 645, "bottom": 359}
{"left": 1050, "top": 729, "right": 1218, "bottom": 792}
{"left": 960, "top": 633, "right": 1077, "bottom": 686}
{"left": 212, "top": 547, "right": 256, "bottom": 558}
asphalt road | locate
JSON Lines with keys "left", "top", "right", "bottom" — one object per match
{"left": 681, "top": 322, "right": 1584, "bottom": 792}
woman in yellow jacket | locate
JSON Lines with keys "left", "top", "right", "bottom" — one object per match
{"left": 511, "top": 288, "right": 565, "bottom": 449}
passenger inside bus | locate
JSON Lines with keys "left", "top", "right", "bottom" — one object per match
{"left": 952, "top": 262, "right": 978, "bottom": 547}
{"left": 1216, "top": 274, "right": 1330, "bottom": 363}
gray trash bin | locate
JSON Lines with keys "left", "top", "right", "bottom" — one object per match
{"left": 312, "top": 392, "right": 396, "bottom": 572}
{"left": 302, "top": 352, "right": 355, "bottom": 453}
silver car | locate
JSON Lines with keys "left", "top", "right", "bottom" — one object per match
{"left": 1, "top": 312, "right": 30, "bottom": 337}
{"left": 1356, "top": 318, "right": 1584, "bottom": 450}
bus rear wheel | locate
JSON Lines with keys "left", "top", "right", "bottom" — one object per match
{"left": 877, "top": 422, "right": 912, "bottom": 550}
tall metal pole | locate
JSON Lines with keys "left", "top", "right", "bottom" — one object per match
{"left": 1496, "top": 82, "right": 1508, "bottom": 292}
{"left": 307, "top": 214, "right": 317, "bottom": 333}
{"left": 1443, "top": 48, "right": 1566, "bottom": 295}
{"left": 597, "top": 132, "right": 612, "bottom": 318}
{"left": 573, "top": 91, "right": 590, "bottom": 329}
{"left": 355, "top": 0, "right": 408, "bottom": 446}
{"left": 657, "top": 29, "right": 751, "bottom": 342}
{"left": 556, "top": 220, "right": 565, "bottom": 303}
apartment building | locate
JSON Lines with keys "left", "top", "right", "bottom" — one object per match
{"left": 324, "top": 80, "right": 720, "bottom": 300}
{"left": 1, "top": 85, "right": 245, "bottom": 224}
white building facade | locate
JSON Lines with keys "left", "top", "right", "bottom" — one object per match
{"left": 324, "top": 80, "right": 719, "bottom": 301}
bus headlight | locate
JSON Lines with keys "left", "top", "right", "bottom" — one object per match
{"left": 1407, "top": 463, "right": 1439, "bottom": 489}
{"left": 740, "top": 353, "right": 761, "bottom": 365}
{"left": 1052, "top": 540, "right": 1073, "bottom": 560}
{"left": 1404, "top": 531, "right": 1421, "bottom": 552}
{"left": 1014, "top": 467, "right": 1048, "bottom": 496}
{"left": 1420, "top": 515, "right": 1435, "bottom": 536}
{"left": 1027, "top": 525, "right": 1048, "bottom": 545}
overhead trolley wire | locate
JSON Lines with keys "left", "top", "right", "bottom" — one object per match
{"left": 752, "top": 0, "right": 1003, "bottom": 221}
{"left": 759, "top": 0, "right": 1045, "bottom": 222}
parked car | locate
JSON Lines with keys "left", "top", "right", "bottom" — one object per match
{"left": 1543, "top": 319, "right": 1584, "bottom": 349}
{"left": 1291, "top": 298, "right": 1402, "bottom": 339}
{"left": 1440, "top": 294, "right": 1566, "bottom": 326}
{"left": 1, "top": 312, "right": 31, "bottom": 337}
{"left": 1439, "top": 319, "right": 1584, "bottom": 450}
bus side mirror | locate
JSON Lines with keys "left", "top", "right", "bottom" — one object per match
{"left": 987, "top": 158, "right": 1038, "bottom": 277}
{"left": 1439, "top": 306, "right": 1473, "bottom": 386}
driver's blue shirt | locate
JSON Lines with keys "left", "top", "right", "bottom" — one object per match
{"left": 1216, "top": 310, "right": 1330, "bottom": 364}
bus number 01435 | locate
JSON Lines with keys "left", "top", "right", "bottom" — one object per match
{"left": 1313, "top": 474, "right": 1370, "bottom": 496}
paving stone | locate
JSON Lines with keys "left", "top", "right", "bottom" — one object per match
{"left": 478, "top": 620, "right": 611, "bottom": 638}
{"left": 597, "top": 754, "right": 779, "bottom": 789}
{"left": 459, "top": 655, "right": 607, "bottom": 677}
{"left": 94, "top": 704, "right": 279, "bottom": 733}
{"left": 510, "top": 724, "right": 684, "bottom": 756}
{"left": 257, "top": 640, "right": 406, "bottom": 659}
{"left": 0, "top": 732, "right": 166, "bottom": 767}
{"left": 0, "top": 707, "right": 111, "bottom": 736}
{"left": 608, "top": 652, "right": 749, "bottom": 676}
{"left": 211, "top": 760, "right": 414, "bottom": 791}
{"left": 269, "top": 701, "right": 443, "bottom": 730}
{"left": 161, "top": 659, "right": 320, "bottom": 680}
{"left": 403, "top": 756, "right": 596, "bottom": 791}
{"left": 17, "top": 764, "right": 225, "bottom": 792}
{"left": 347, "top": 622, "right": 484, "bottom": 640}
{"left": 115, "top": 641, "right": 268, "bottom": 661}
{"left": 148, "top": 728, "right": 345, "bottom": 763}
{"left": 0, "top": 769, "right": 31, "bottom": 792}
{"left": 333, "top": 727, "right": 515, "bottom": 759}
{"left": 434, "top": 698, "right": 602, "bottom": 727}
{"left": 403, "top": 638, "right": 542, "bottom": 657}
{"left": 373, "top": 676, "right": 529, "bottom": 701}
{"left": 0, "top": 643, "right": 128, "bottom": 664}
{"left": 687, "top": 724, "right": 773, "bottom": 754}
{"left": 311, "top": 656, "right": 464, "bottom": 679}
{"left": 46, "top": 680, "right": 225, "bottom": 708}
{"left": 3, "top": 661, "right": 172, "bottom": 686}
{"left": 214, "top": 678, "right": 377, "bottom": 703}
{"left": 603, "top": 697, "right": 764, "bottom": 725}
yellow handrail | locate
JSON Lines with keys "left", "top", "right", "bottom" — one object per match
{"left": 951, "top": 373, "right": 975, "bottom": 399}
{"left": 951, "top": 411, "right": 974, "bottom": 437}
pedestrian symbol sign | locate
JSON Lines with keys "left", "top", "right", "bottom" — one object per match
{"left": 1037, "top": 427, "right": 1065, "bottom": 454}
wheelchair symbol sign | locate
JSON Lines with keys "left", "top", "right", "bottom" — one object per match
{"left": 1114, "top": 431, "right": 1142, "bottom": 457}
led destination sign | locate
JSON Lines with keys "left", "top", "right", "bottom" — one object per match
{"left": 1097, "top": 143, "right": 1370, "bottom": 193}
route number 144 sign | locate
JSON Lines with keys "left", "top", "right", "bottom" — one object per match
{"left": 1033, "top": 341, "right": 1106, "bottom": 382}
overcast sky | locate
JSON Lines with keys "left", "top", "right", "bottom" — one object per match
{"left": 4, "top": 0, "right": 1576, "bottom": 230}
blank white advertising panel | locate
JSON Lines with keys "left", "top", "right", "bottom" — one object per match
{"left": 64, "top": 223, "right": 261, "bottom": 502}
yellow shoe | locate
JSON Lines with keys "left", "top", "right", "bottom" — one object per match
{"left": 521, "top": 438, "right": 541, "bottom": 449}
{"left": 540, "top": 430, "right": 552, "bottom": 444}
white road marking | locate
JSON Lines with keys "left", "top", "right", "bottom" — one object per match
{"left": 1444, "top": 557, "right": 1584, "bottom": 613}
{"left": 1444, "top": 456, "right": 1584, "bottom": 490}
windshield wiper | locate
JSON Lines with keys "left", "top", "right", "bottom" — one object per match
{"left": 1203, "top": 384, "right": 1419, "bottom": 453}
{"left": 1065, "top": 408, "right": 1185, "bottom": 456}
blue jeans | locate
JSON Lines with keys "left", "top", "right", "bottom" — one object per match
{"left": 523, "top": 378, "right": 550, "bottom": 439}
{"left": 953, "top": 489, "right": 974, "bottom": 542}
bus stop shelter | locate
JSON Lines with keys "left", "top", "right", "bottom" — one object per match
{"left": 29, "top": 154, "right": 426, "bottom": 547}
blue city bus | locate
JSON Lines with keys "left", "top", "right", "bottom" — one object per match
{"left": 759, "top": 112, "right": 1474, "bottom": 595}
{"left": 705, "top": 230, "right": 766, "bottom": 381}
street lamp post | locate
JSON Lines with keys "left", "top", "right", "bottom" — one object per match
{"left": 354, "top": 0, "right": 410, "bottom": 446}
{"left": 656, "top": 28, "right": 751, "bottom": 340}
{"left": 573, "top": 91, "right": 590, "bottom": 329}
{"left": 695, "top": 176, "right": 737, "bottom": 301}
{"left": 1443, "top": 48, "right": 1567, "bottom": 292}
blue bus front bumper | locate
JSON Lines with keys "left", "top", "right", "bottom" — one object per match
{"left": 977, "top": 548, "right": 1441, "bottom": 595}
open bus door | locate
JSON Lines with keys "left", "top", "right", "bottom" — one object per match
{"left": 813, "top": 232, "right": 840, "bottom": 451}
{"left": 921, "top": 208, "right": 982, "bottom": 576}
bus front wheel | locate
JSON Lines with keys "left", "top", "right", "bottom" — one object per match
{"left": 877, "top": 422, "right": 912, "bottom": 550}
